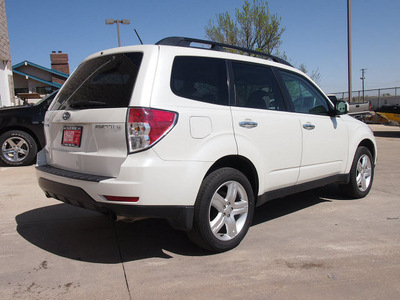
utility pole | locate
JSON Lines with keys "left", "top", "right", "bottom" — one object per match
{"left": 360, "top": 68, "right": 367, "bottom": 101}
{"left": 347, "top": 0, "right": 352, "bottom": 103}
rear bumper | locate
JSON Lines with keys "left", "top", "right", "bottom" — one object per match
{"left": 38, "top": 177, "right": 194, "bottom": 231}
{"left": 36, "top": 148, "right": 209, "bottom": 206}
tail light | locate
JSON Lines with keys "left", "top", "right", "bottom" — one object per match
{"left": 127, "top": 108, "right": 177, "bottom": 153}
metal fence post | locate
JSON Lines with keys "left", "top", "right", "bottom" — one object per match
{"left": 378, "top": 89, "right": 380, "bottom": 108}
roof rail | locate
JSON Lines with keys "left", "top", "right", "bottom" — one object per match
{"left": 156, "top": 36, "right": 292, "bottom": 67}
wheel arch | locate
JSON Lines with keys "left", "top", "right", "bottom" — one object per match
{"left": 205, "top": 155, "right": 259, "bottom": 201}
{"left": 358, "top": 138, "right": 376, "bottom": 164}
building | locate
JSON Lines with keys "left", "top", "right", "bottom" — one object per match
{"left": 0, "top": 0, "right": 14, "bottom": 107}
{"left": 13, "top": 51, "right": 69, "bottom": 103}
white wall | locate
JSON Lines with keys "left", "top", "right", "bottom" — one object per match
{"left": 0, "top": 60, "right": 12, "bottom": 107}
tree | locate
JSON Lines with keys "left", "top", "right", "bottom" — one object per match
{"left": 298, "top": 64, "right": 321, "bottom": 85}
{"left": 205, "top": 0, "right": 285, "bottom": 56}
{"left": 206, "top": 0, "right": 321, "bottom": 84}
{"left": 310, "top": 68, "right": 321, "bottom": 85}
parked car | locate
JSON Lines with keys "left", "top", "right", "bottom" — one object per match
{"left": 0, "top": 91, "right": 57, "bottom": 166}
{"left": 36, "top": 37, "right": 377, "bottom": 252}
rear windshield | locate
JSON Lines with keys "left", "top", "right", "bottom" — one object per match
{"left": 51, "top": 52, "right": 143, "bottom": 110}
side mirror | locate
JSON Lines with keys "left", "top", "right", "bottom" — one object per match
{"left": 327, "top": 95, "right": 338, "bottom": 105}
{"left": 335, "top": 100, "right": 348, "bottom": 115}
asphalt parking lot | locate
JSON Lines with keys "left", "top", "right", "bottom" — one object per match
{"left": 0, "top": 124, "right": 399, "bottom": 299}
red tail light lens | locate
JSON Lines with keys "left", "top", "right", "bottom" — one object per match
{"left": 127, "top": 108, "right": 177, "bottom": 153}
{"left": 104, "top": 195, "right": 139, "bottom": 202}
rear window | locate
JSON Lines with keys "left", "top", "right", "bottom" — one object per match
{"left": 171, "top": 56, "right": 229, "bottom": 106}
{"left": 51, "top": 53, "right": 143, "bottom": 110}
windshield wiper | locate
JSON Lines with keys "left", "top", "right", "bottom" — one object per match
{"left": 69, "top": 100, "right": 107, "bottom": 109}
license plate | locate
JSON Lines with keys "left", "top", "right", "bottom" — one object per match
{"left": 62, "top": 126, "right": 82, "bottom": 147}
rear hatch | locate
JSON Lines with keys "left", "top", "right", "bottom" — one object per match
{"left": 44, "top": 51, "right": 144, "bottom": 177}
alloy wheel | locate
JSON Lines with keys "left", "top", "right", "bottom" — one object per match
{"left": 356, "top": 154, "right": 372, "bottom": 192}
{"left": 2, "top": 137, "right": 30, "bottom": 163}
{"left": 208, "top": 180, "right": 249, "bottom": 241}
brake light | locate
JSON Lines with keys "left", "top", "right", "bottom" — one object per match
{"left": 127, "top": 108, "right": 177, "bottom": 153}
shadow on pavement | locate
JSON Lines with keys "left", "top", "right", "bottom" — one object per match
{"left": 253, "top": 183, "right": 358, "bottom": 225}
{"left": 16, "top": 185, "right": 349, "bottom": 262}
{"left": 253, "top": 191, "right": 329, "bottom": 226}
{"left": 16, "top": 204, "right": 205, "bottom": 263}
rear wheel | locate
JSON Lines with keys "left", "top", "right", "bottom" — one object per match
{"left": 0, "top": 130, "right": 37, "bottom": 166}
{"left": 342, "top": 146, "right": 374, "bottom": 198}
{"left": 187, "top": 168, "right": 255, "bottom": 252}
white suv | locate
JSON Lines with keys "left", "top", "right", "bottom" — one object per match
{"left": 36, "top": 37, "right": 377, "bottom": 252}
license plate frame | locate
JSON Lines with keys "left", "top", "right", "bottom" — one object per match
{"left": 62, "top": 126, "right": 83, "bottom": 147}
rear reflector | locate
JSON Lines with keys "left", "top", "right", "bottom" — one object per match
{"left": 104, "top": 195, "right": 139, "bottom": 202}
{"left": 127, "top": 108, "right": 177, "bottom": 153}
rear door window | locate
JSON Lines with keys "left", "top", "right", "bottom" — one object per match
{"left": 231, "top": 62, "right": 286, "bottom": 111}
{"left": 170, "top": 56, "right": 229, "bottom": 106}
{"left": 52, "top": 53, "right": 143, "bottom": 110}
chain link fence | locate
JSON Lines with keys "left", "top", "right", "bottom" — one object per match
{"left": 330, "top": 87, "right": 400, "bottom": 110}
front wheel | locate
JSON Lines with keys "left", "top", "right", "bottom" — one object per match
{"left": 187, "top": 168, "right": 255, "bottom": 252}
{"left": 342, "top": 146, "right": 374, "bottom": 198}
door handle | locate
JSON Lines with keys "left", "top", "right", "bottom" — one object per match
{"left": 303, "top": 123, "right": 315, "bottom": 130}
{"left": 239, "top": 121, "right": 258, "bottom": 128}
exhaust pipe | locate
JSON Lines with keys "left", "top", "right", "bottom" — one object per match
{"left": 108, "top": 212, "right": 141, "bottom": 222}
{"left": 115, "top": 215, "right": 136, "bottom": 222}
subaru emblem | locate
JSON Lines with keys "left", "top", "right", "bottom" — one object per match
{"left": 62, "top": 112, "right": 71, "bottom": 120}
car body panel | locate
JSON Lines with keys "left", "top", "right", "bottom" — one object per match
{"left": 231, "top": 107, "right": 302, "bottom": 193}
{"left": 297, "top": 114, "right": 349, "bottom": 183}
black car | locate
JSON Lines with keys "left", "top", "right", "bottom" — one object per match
{"left": 0, "top": 91, "right": 57, "bottom": 166}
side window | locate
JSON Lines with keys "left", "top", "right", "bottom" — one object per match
{"left": 171, "top": 56, "right": 229, "bottom": 105}
{"left": 279, "top": 71, "right": 331, "bottom": 115}
{"left": 232, "top": 62, "right": 285, "bottom": 111}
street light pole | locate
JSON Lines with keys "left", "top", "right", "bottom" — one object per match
{"left": 105, "top": 19, "right": 130, "bottom": 47}
{"left": 347, "top": 0, "right": 352, "bottom": 103}
{"left": 116, "top": 21, "right": 121, "bottom": 47}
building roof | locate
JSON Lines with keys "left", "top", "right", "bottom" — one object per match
{"left": 12, "top": 69, "right": 62, "bottom": 88}
{"left": 13, "top": 60, "right": 69, "bottom": 77}
{"left": 12, "top": 60, "right": 69, "bottom": 89}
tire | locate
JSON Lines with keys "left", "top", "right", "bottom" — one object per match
{"left": 187, "top": 168, "right": 255, "bottom": 252}
{"left": 0, "top": 130, "right": 37, "bottom": 166}
{"left": 342, "top": 146, "right": 374, "bottom": 198}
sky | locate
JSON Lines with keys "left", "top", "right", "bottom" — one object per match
{"left": 5, "top": 0, "right": 400, "bottom": 93}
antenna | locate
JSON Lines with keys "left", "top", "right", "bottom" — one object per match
{"left": 134, "top": 29, "right": 143, "bottom": 45}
